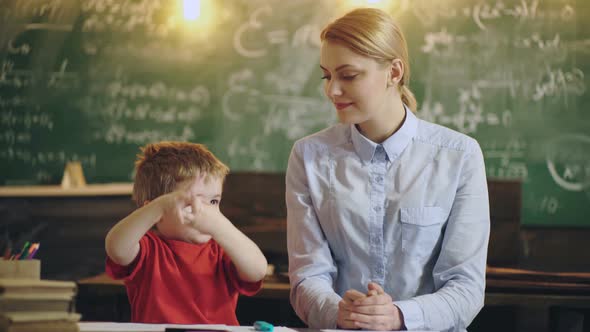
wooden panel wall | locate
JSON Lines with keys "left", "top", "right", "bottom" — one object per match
{"left": 0, "top": 174, "right": 588, "bottom": 283}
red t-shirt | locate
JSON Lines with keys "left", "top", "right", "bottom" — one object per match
{"left": 106, "top": 231, "right": 262, "bottom": 324}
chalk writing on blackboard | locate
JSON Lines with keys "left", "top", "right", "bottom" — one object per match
{"left": 411, "top": 1, "right": 573, "bottom": 30}
{"left": 532, "top": 67, "right": 585, "bottom": 103}
{"left": 1, "top": 0, "right": 588, "bottom": 225}
{"left": 546, "top": 134, "right": 590, "bottom": 192}
{"left": 482, "top": 138, "right": 528, "bottom": 180}
{"left": 234, "top": 5, "right": 322, "bottom": 59}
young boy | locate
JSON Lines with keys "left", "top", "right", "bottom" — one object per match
{"left": 105, "top": 141, "right": 267, "bottom": 325}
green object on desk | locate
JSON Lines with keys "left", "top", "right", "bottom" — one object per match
{"left": 254, "top": 321, "right": 274, "bottom": 332}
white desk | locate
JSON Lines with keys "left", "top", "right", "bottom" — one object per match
{"left": 78, "top": 323, "right": 298, "bottom": 332}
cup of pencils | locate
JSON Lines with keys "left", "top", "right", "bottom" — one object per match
{"left": 0, "top": 242, "right": 41, "bottom": 279}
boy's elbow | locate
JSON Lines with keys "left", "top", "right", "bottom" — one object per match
{"left": 104, "top": 234, "right": 122, "bottom": 264}
{"left": 105, "top": 231, "right": 135, "bottom": 266}
{"left": 244, "top": 268, "right": 267, "bottom": 283}
{"left": 253, "top": 256, "right": 269, "bottom": 281}
{"left": 254, "top": 264, "right": 268, "bottom": 282}
{"left": 105, "top": 231, "right": 114, "bottom": 257}
{"left": 241, "top": 257, "right": 268, "bottom": 282}
{"left": 105, "top": 245, "right": 136, "bottom": 266}
{"left": 106, "top": 251, "right": 126, "bottom": 266}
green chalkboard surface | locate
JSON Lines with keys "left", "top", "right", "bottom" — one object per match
{"left": 1, "top": 0, "right": 589, "bottom": 226}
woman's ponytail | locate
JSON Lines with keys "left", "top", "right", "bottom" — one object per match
{"left": 400, "top": 85, "right": 417, "bottom": 113}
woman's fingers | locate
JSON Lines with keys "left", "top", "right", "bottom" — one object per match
{"left": 337, "top": 299, "right": 359, "bottom": 329}
{"left": 354, "top": 292, "right": 392, "bottom": 306}
{"left": 368, "top": 282, "right": 385, "bottom": 294}
{"left": 343, "top": 289, "right": 366, "bottom": 302}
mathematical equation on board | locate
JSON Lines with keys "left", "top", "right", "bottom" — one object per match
{"left": 1, "top": 0, "right": 589, "bottom": 188}
{"left": 222, "top": 68, "right": 332, "bottom": 133}
{"left": 545, "top": 134, "right": 590, "bottom": 193}
{"left": 419, "top": 88, "right": 514, "bottom": 135}
{"left": 233, "top": 5, "right": 322, "bottom": 59}
{"left": 81, "top": 0, "right": 171, "bottom": 35}
{"left": 420, "top": 28, "right": 586, "bottom": 106}
{"left": 414, "top": 0, "right": 587, "bottom": 134}
{"left": 413, "top": 0, "right": 589, "bottom": 218}
{"left": 411, "top": 0, "right": 575, "bottom": 31}
{"left": 222, "top": 67, "right": 335, "bottom": 171}
{"left": 482, "top": 138, "right": 528, "bottom": 180}
{"left": 482, "top": 134, "right": 590, "bottom": 216}
{"left": 0, "top": 147, "right": 97, "bottom": 183}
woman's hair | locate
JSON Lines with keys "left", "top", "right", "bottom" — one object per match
{"left": 132, "top": 141, "right": 229, "bottom": 206}
{"left": 320, "top": 7, "right": 417, "bottom": 113}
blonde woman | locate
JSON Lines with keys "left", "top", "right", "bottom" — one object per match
{"left": 286, "top": 8, "right": 490, "bottom": 332}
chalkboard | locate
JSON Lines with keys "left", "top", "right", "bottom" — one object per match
{"left": 1, "top": 0, "right": 589, "bottom": 226}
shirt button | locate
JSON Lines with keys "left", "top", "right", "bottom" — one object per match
{"left": 374, "top": 206, "right": 382, "bottom": 212}
{"left": 376, "top": 176, "right": 383, "bottom": 183}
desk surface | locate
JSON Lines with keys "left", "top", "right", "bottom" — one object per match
{"left": 76, "top": 269, "right": 590, "bottom": 331}
{"left": 77, "top": 323, "right": 311, "bottom": 332}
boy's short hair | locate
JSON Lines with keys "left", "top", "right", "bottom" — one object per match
{"left": 132, "top": 141, "right": 229, "bottom": 206}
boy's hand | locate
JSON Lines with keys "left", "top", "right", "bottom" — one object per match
{"left": 159, "top": 182, "right": 198, "bottom": 227}
{"left": 181, "top": 196, "right": 224, "bottom": 235}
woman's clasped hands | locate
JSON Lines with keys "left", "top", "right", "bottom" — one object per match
{"left": 337, "top": 282, "right": 405, "bottom": 331}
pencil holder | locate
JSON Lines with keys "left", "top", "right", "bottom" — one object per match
{"left": 0, "top": 259, "right": 41, "bottom": 279}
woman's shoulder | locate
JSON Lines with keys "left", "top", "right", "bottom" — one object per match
{"left": 414, "top": 117, "right": 481, "bottom": 154}
{"left": 293, "top": 123, "right": 349, "bottom": 150}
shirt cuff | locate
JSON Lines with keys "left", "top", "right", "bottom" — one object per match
{"left": 394, "top": 299, "right": 424, "bottom": 330}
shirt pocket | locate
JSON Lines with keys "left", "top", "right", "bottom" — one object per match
{"left": 400, "top": 206, "right": 447, "bottom": 258}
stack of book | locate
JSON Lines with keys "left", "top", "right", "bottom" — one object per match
{"left": 0, "top": 278, "right": 80, "bottom": 332}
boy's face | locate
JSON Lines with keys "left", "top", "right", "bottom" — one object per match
{"left": 156, "top": 175, "right": 223, "bottom": 244}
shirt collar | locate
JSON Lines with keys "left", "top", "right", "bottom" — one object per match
{"left": 350, "top": 104, "right": 418, "bottom": 164}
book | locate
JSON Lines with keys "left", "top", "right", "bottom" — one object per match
{"left": 0, "top": 279, "right": 77, "bottom": 298}
{"left": 0, "top": 320, "right": 79, "bottom": 332}
{"left": 0, "top": 297, "right": 74, "bottom": 312}
{"left": 0, "top": 312, "right": 80, "bottom": 332}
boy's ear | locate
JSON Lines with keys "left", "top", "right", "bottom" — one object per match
{"left": 143, "top": 200, "right": 151, "bottom": 207}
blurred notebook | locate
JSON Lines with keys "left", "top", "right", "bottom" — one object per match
{"left": 0, "top": 279, "right": 77, "bottom": 298}
{"left": 0, "top": 311, "right": 80, "bottom": 332}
